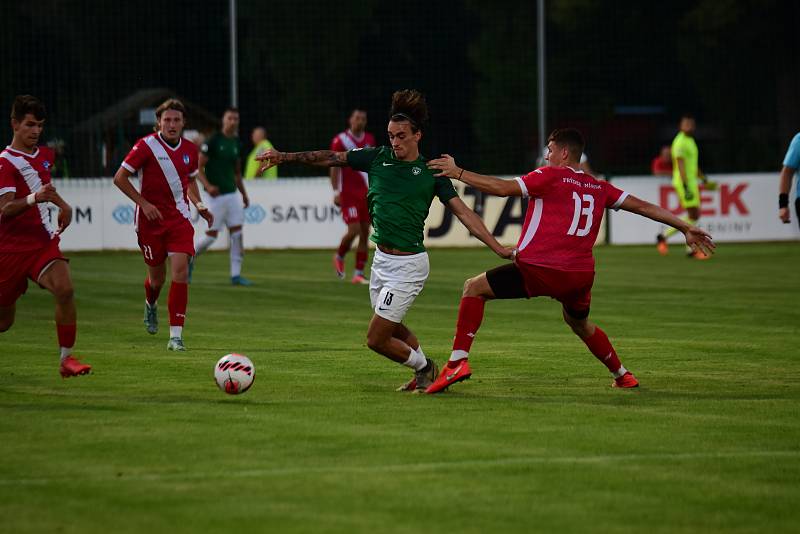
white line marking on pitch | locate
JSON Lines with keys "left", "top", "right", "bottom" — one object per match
{"left": 1, "top": 450, "right": 797, "bottom": 486}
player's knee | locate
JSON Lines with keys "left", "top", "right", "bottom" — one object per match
{"left": 462, "top": 276, "right": 484, "bottom": 298}
{"left": 366, "top": 333, "right": 388, "bottom": 353}
{"left": 52, "top": 283, "right": 74, "bottom": 304}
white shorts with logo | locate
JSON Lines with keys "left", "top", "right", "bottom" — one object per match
{"left": 208, "top": 192, "right": 244, "bottom": 232}
{"left": 369, "top": 248, "right": 430, "bottom": 323}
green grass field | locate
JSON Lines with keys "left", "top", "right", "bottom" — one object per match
{"left": 1, "top": 243, "right": 799, "bottom": 533}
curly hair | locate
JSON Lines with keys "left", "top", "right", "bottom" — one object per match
{"left": 389, "top": 89, "right": 428, "bottom": 133}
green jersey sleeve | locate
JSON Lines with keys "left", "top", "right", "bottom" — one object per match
{"left": 346, "top": 147, "right": 380, "bottom": 172}
{"left": 201, "top": 134, "right": 216, "bottom": 156}
{"left": 434, "top": 176, "right": 459, "bottom": 204}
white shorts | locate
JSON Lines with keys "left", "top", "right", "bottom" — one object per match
{"left": 208, "top": 192, "right": 244, "bottom": 232}
{"left": 369, "top": 249, "right": 430, "bottom": 323}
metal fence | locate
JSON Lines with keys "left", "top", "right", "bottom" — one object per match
{"left": 2, "top": 0, "right": 797, "bottom": 177}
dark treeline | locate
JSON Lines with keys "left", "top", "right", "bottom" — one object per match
{"left": 1, "top": 0, "right": 797, "bottom": 176}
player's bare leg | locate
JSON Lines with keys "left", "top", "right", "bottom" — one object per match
{"left": 366, "top": 314, "right": 437, "bottom": 392}
{"left": 38, "top": 260, "right": 90, "bottom": 377}
{"left": 228, "top": 224, "right": 251, "bottom": 286}
{"left": 0, "top": 303, "right": 16, "bottom": 333}
{"left": 334, "top": 223, "right": 360, "bottom": 279}
{"left": 351, "top": 220, "right": 370, "bottom": 285}
{"left": 166, "top": 253, "right": 189, "bottom": 351}
{"left": 561, "top": 308, "right": 638, "bottom": 388}
{"left": 426, "top": 273, "right": 495, "bottom": 393}
{"left": 392, "top": 322, "right": 429, "bottom": 391}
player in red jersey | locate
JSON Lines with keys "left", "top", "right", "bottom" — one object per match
{"left": 113, "top": 99, "right": 213, "bottom": 351}
{"left": 0, "top": 95, "right": 90, "bottom": 377}
{"left": 426, "top": 128, "right": 715, "bottom": 393}
{"left": 329, "top": 108, "right": 376, "bottom": 284}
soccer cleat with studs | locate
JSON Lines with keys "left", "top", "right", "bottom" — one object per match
{"left": 144, "top": 302, "right": 158, "bottom": 335}
{"left": 167, "top": 337, "right": 186, "bottom": 351}
{"left": 60, "top": 356, "right": 91, "bottom": 378}
{"left": 612, "top": 371, "right": 639, "bottom": 388}
{"left": 426, "top": 359, "right": 472, "bottom": 394}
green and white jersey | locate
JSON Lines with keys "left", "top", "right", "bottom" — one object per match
{"left": 201, "top": 132, "right": 241, "bottom": 194}
{"left": 347, "top": 146, "right": 458, "bottom": 253}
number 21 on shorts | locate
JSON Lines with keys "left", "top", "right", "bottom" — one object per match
{"left": 567, "top": 192, "right": 594, "bottom": 237}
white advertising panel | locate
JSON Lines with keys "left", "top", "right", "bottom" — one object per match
{"left": 608, "top": 174, "right": 800, "bottom": 244}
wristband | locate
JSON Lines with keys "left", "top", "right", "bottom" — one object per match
{"left": 458, "top": 168, "right": 465, "bottom": 180}
{"left": 196, "top": 202, "right": 208, "bottom": 211}
{"left": 779, "top": 193, "right": 789, "bottom": 209}
{"left": 26, "top": 193, "right": 36, "bottom": 205}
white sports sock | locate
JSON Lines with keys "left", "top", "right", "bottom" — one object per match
{"left": 449, "top": 350, "right": 469, "bottom": 362}
{"left": 195, "top": 234, "right": 217, "bottom": 256}
{"left": 612, "top": 365, "right": 628, "bottom": 379}
{"left": 169, "top": 326, "right": 183, "bottom": 339}
{"left": 402, "top": 348, "right": 427, "bottom": 371}
{"left": 60, "top": 347, "right": 72, "bottom": 362}
{"left": 230, "top": 230, "right": 243, "bottom": 278}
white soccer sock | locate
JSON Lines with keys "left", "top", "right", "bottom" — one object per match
{"left": 612, "top": 365, "right": 628, "bottom": 379}
{"left": 195, "top": 234, "right": 217, "bottom": 256}
{"left": 169, "top": 326, "right": 183, "bottom": 339}
{"left": 230, "top": 230, "right": 243, "bottom": 278}
{"left": 449, "top": 350, "right": 469, "bottom": 362}
{"left": 60, "top": 347, "right": 72, "bottom": 362}
{"left": 402, "top": 347, "right": 428, "bottom": 371}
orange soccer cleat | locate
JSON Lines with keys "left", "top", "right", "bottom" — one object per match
{"left": 351, "top": 274, "right": 368, "bottom": 285}
{"left": 425, "top": 359, "right": 472, "bottom": 394}
{"left": 656, "top": 234, "right": 668, "bottom": 256}
{"left": 60, "top": 356, "right": 91, "bottom": 378}
{"left": 612, "top": 371, "right": 639, "bottom": 388}
{"left": 333, "top": 254, "right": 345, "bottom": 279}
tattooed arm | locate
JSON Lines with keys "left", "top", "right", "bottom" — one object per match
{"left": 256, "top": 149, "right": 348, "bottom": 173}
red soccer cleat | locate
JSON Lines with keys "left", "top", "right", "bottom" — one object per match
{"left": 333, "top": 254, "right": 345, "bottom": 279}
{"left": 351, "top": 274, "right": 368, "bottom": 285}
{"left": 612, "top": 371, "right": 639, "bottom": 388}
{"left": 426, "top": 359, "right": 472, "bottom": 394}
{"left": 60, "top": 356, "right": 91, "bottom": 378}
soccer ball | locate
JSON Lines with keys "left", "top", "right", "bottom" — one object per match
{"left": 214, "top": 354, "right": 255, "bottom": 395}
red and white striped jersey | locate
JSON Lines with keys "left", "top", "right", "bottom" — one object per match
{"left": 330, "top": 130, "right": 375, "bottom": 198}
{"left": 514, "top": 165, "right": 628, "bottom": 272}
{"left": 121, "top": 133, "right": 199, "bottom": 227}
{"left": 0, "top": 145, "right": 58, "bottom": 253}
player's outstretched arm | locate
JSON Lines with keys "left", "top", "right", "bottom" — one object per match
{"left": 620, "top": 195, "right": 715, "bottom": 256}
{"left": 428, "top": 155, "right": 521, "bottom": 197}
{"left": 256, "top": 149, "right": 348, "bottom": 174}
{"left": 448, "top": 197, "right": 515, "bottom": 259}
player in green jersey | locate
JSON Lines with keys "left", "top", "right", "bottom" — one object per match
{"left": 193, "top": 108, "right": 253, "bottom": 285}
{"left": 257, "top": 90, "right": 514, "bottom": 392}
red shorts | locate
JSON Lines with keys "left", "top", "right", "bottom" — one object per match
{"left": 0, "top": 239, "right": 67, "bottom": 307}
{"left": 517, "top": 262, "right": 594, "bottom": 313}
{"left": 137, "top": 217, "right": 195, "bottom": 267}
{"left": 340, "top": 194, "right": 370, "bottom": 225}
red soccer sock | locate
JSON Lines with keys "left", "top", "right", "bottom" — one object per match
{"left": 336, "top": 243, "right": 349, "bottom": 258}
{"left": 168, "top": 282, "right": 188, "bottom": 327}
{"left": 56, "top": 323, "right": 76, "bottom": 350}
{"left": 451, "top": 296, "right": 485, "bottom": 359}
{"left": 355, "top": 251, "right": 368, "bottom": 271}
{"left": 144, "top": 277, "right": 161, "bottom": 306}
{"left": 582, "top": 326, "right": 623, "bottom": 374}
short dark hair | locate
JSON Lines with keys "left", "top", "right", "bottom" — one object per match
{"left": 11, "top": 95, "right": 46, "bottom": 122}
{"left": 223, "top": 107, "right": 239, "bottom": 115}
{"left": 547, "top": 128, "right": 585, "bottom": 160}
{"left": 680, "top": 112, "right": 695, "bottom": 121}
